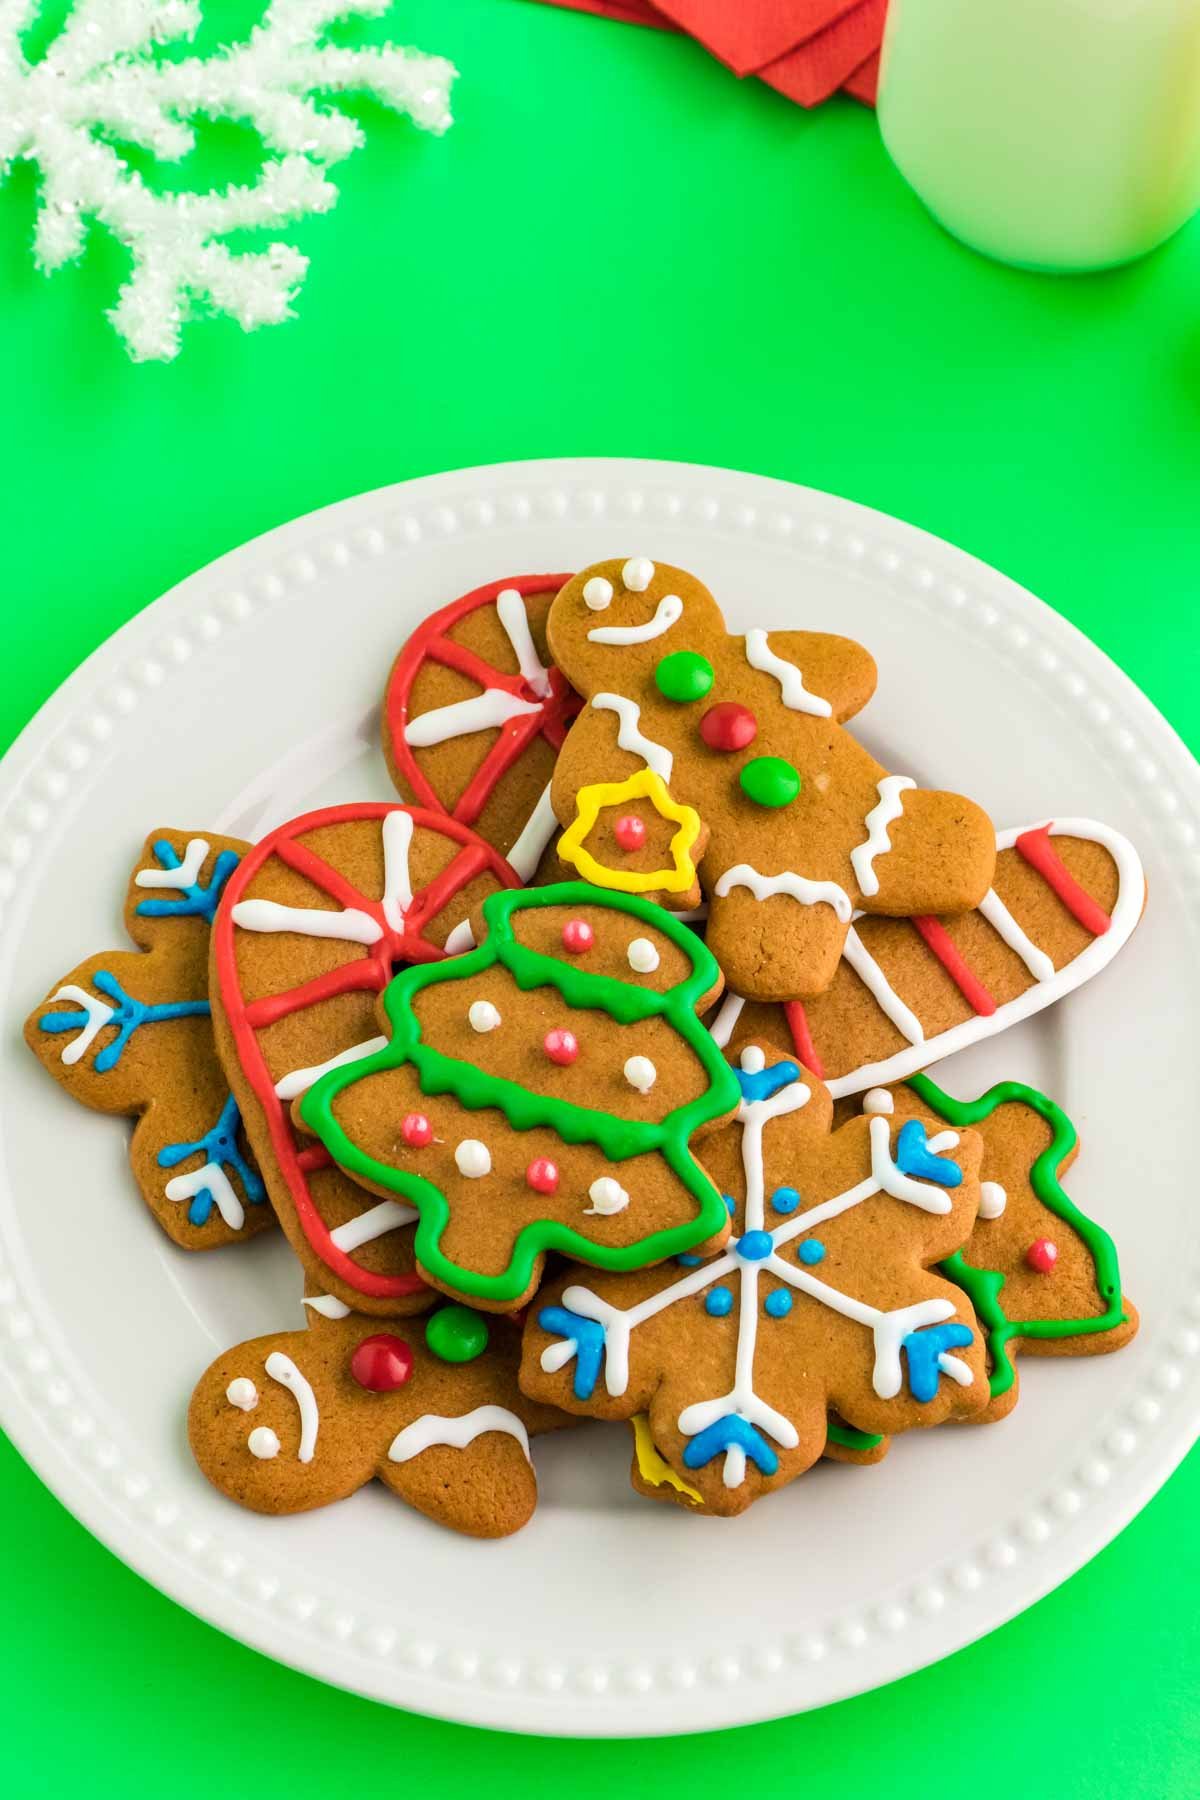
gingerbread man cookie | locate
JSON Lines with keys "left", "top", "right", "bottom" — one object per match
{"left": 211, "top": 802, "right": 520, "bottom": 1315}
{"left": 521, "top": 1046, "right": 989, "bottom": 1516}
{"left": 294, "top": 883, "right": 739, "bottom": 1311}
{"left": 189, "top": 1293, "right": 563, "bottom": 1537}
{"left": 25, "top": 829, "right": 271, "bottom": 1250}
{"left": 548, "top": 558, "right": 996, "bottom": 1001}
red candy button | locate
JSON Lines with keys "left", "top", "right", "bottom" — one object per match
{"left": 562, "top": 919, "right": 594, "bottom": 954}
{"left": 614, "top": 814, "right": 646, "bottom": 852}
{"left": 350, "top": 1333, "right": 414, "bottom": 1392}
{"left": 526, "top": 1157, "right": 560, "bottom": 1194}
{"left": 544, "top": 1028, "right": 579, "bottom": 1066}
{"left": 1025, "top": 1238, "right": 1058, "bottom": 1274}
{"left": 401, "top": 1112, "right": 432, "bottom": 1147}
{"left": 700, "top": 701, "right": 757, "bottom": 753}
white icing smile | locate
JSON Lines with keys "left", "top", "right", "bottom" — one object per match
{"left": 587, "top": 593, "right": 684, "bottom": 646}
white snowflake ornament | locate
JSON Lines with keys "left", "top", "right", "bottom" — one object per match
{"left": 0, "top": 0, "right": 455, "bottom": 359}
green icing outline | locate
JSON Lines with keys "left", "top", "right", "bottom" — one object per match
{"left": 907, "top": 1073, "right": 1127, "bottom": 1401}
{"left": 825, "top": 1419, "right": 883, "bottom": 1453}
{"left": 299, "top": 881, "right": 741, "bottom": 1304}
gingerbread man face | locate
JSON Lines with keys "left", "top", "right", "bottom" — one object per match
{"left": 521, "top": 1050, "right": 989, "bottom": 1516}
{"left": 548, "top": 558, "right": 997, "bottom": 1001}
{"left": 188, "top": 1296, "right": 563, "bottom": 1537}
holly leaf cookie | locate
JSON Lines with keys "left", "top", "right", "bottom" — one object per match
{"left": 547, "top": 558, "right": 997, "bottom": 1001}
{"left": 189, "top": 1293, "right": 564, "bottom": 1537}
{"left": 211, "top": 802, "right": 522, "bottom": 1316}
{"left": 293, "top": 883, "right": 740, "bottom": 1311}
{"left": 710, "top": 815, "right": 1146, "bottom": 1095}
{"left": 382, "top": 573, "right": 579, "bottom": 875}
{"left": 24, "top": 830, "right": 271, "bottom": 1249}
{"left": 521, "top": 1046, "right": 989, "bottom": 1516}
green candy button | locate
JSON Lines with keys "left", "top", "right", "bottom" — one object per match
{"left": 655, "top": 650, "right": 714, "bottom": 704}
{"left": 425, "top": 1304, "right": 490, "bottom": 1363}
{"left": 740, "top": 756, "right": 801, "bottom": 808}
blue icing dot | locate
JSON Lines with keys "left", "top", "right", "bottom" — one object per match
{"left": 705, "top": 1286, "right": 734, "bottom": 1317}
{"left": 723, "top": 1194, "right": 736, "bottom": 1216}
{"left": 735, "top": 1229, "right": 773, "bottom": 1262}
{"left": 677, "top": 1253, "right": 703, "bottom": 1267}
{"left": 771, "top": 1186, "right": 800, "bottom": 1215}
{"left": 798, "top": 1239, "right": 826, "bottom": 1265}
{"left": 764, "top": 1289, "right": 792, "bottom": 1318}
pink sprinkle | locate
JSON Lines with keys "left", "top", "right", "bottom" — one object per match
{"left": 401, "top": 1113, "right": 432, "bottom": 1148}
{"left": 562, "top": 919, "right": 594, "bottom": 954}
{"left": 614, "top": 814, "right": 646, "bottom": 852}
{"left": 544, "top": 1028, "right": 579, "bottom": 1066}
{"left": 526, "top": 1157, "right": 559, "bottom": 1194}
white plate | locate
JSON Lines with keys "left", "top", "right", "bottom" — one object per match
{"left": 0, "top": 459, "right": 1196, "bottom": 1737}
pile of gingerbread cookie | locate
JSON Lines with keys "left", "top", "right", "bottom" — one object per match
{"left": 26, "top": 559, "right": 1145, "bottom": 1534}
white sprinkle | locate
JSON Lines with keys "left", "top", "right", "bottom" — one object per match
{"left": 862, "top": 1088, "right": 894, "bottom": 1116}
{"left": 583, "top": 576, "right": 613, "bottom": 611}
{"left": 627, "top": 936, "right": 660, "bottom": 973}
{"left": 455, "top": 1139, "right": 491, "bottom": 1178}
{"left": 622, "top": 556, "right": 655, "bottom": 593}
{"left": 226, "top": 1378, "right": 257, "bottom": 1412}
{"left": 247, "top": 1427, "right": 280, "bottom": 1460}
{"left": 739, "top": 1045, "right": 765, "bottom": 1074}
{"left": 624, "top": 1055, "right": 657, "bottom": 1095}
{"left": 468, "top": 1000, "right": 501, "bottom": 1033}
{"left": 585, "top": 1177, "right": 630, "bottom": 1215}
{"left": 979, "top": 1181, "right": 1008, "bottom": 1220}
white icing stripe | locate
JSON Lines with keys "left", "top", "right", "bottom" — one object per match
{"left": 134, "top": 837, "right": 208, "bottom": 888}
{"left": 505, "top": 783, "right": 558, "bottom": 883}
{"left": 329, "top": 1199, "right": 418, "bottom": 1252}
{"left": 231, "top": 898, "right": 382, "bottom": 944}
{"left": 381, "top": 809, "right": 414, "bottom": 929}
{"left": 743, "top": 628, "right": 832, "bottom": 718}
{"left": 165, "top": 1161, "right": 245, "bottom": 1229}
{"left": 387, "top": 1405, "right": 531, "bottom": 1465}
{"left": 708, "top": 991, "right": 746, "bottom": 1049}
{"left": 850, "top": 776, "right": 916, "bottom": 898}
{"left": 978, "top": 888, "right": 1056, "bottom": 982}
{"left": 443, "top": 918, "right": 476, "bottom": 955}
{"left": 842, "top": 928, "right": 926, "bottom": 1045}
{"left": 264, "top": 1351, "right": 319, "bottom": 1463}
{"left": 302, "top": 1294, "right": 352, "bottom": 1319}
{"left": 827, "top": 816, "right": 1145, "bottom": 1097}
{"left": 714, "top": 863, "right": 853, "bottom": 923}
{"left": 496, "top": 587, "right": 552, "bottom": 698}
{"left": 587, "top": 593, "right": 683, "bottom": 645}
{"left": 403, "top": 689, "right": 542, "bottom": 747}
{"left": 45, "top": 984, "right": 115, "bottom": 1064}
{"left": 274, "top": 1036, "right": 387, "bottom": 1100}
{"left": 593, "top": 693, "right": 674, "bottom": 781}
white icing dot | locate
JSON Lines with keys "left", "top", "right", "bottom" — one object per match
{"left": 468, "top": 1000, "right": 501, "bottom": 1033}
{"left": 627, "top": 937, "right": 660, "bottom": 973}
{"left": 622, "top": 557, "right": 655, "bottom": 593}
{"left": 979, "top": 1181, "right": 1008, "bottom": 1219}
{"left": 739, "top": 1045, "right": 766, "bottom": 1075}
{"left": 247, "top": 1426, "right": 280, "bottom": 1460}
{"left": 455, "top": 1139, "right": 491, "bottom": 1178}
{"left": 226, "top": 1378, "right": 258, "bottom": 1412}
{"left": 862, "top": 1088, "right": 894, "bottom": 1116}
{"left": 585, "top": 1177, "right": 630, "bottom": 1215}
{"left": 583, "top": 576, "right": 613, "bottom": 611}
{"left": 624, "top": 1055, "right": 657, "bottom": 1095}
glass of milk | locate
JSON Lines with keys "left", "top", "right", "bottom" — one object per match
{"left": 878, "top": 0, "right": 1200, "bottom": 271}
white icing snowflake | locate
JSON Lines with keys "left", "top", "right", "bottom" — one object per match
{"left": 0, "top": 0, "right": 455, "bottom": 359}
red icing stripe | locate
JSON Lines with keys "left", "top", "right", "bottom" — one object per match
{"left": 1016, "top": 825, "right": 1111, "bottom": 936}
{"left": 911, "top": 915, "right": 997, "bottom": 1017}
{"left": 783, "top": 1000, "right": 825, "bottom": 1080}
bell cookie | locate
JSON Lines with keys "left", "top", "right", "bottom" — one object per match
{"left": 25, "top": 829, "right": 271, "bottom": 1249}
{"left": 293, "top": 882, "right": 739, "bottom": 1311}
{"left": 547, "top": 558, "right": 996, "bottom": 1000}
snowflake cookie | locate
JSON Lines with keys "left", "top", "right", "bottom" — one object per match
{"left": 212, "top": 802, "right": 520, "bottom": 1316}
{"left": 521, "top": 1047, "right": 990, "bottom": 1516}
{"left": 547, "top": 558, "right": 997, "bottom": 1002}
{"left": 25, "top": 828, "right": 271, "bottom": 1250}
{"left": 189, "top": 1292, "right": 563, "bottom": 1537}
{"left": 293, "top": 883, "right": 740, "bottom": 1311}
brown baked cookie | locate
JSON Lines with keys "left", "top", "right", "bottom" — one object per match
{"left": 292, "top": 882, "right": 739, "bottom": 1313}
{"left": 547, "top": 557, "right": 996, "bottom": 1000}
{"left": 382, "top": 573, "right": 579, "bottom": 876}
{"left": 521, "top": 1045, "right": 989, "bottom": 1517}
{"left": 188, "top": 1293, "right": 563, "bottom": 1537}
{"left": 709, "top": 816, "right": 1146, "bottom": 1096}
{"left": 211, "top": 802, "right": 520, "bottom": 1317}
{"left": 25, "top": 829, "right": 272, "bottom": 1250}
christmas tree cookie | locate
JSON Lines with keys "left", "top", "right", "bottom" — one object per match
{"left": 189, "top": 1292, "right": 564, "bottom": 1537}
{"left": 521, "top": 1046, "right": 990, "bottom": 1516}
{"left": 295, "top": 883, "right": 740, "bottom": 1311}
{"left": 25, "top": 828, "right": 272, "bottom": 1250}
{"left": 547, "top": 558, "right": 997, "bottom": 1001}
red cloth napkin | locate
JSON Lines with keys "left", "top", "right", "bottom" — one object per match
{"left": 528, "top": 0, "right": 885, "bottom": 106}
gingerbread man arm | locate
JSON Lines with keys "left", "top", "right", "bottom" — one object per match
{"left": 745, "top": 630, "right": 877, "bottom": 724}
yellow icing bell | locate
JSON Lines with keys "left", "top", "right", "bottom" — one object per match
{"left": 557, "top": 768, "right": 702, "bottom": 896}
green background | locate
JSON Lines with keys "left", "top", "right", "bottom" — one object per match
{"left": 2, "top": 0, "right": 1197, "bottom": 1790}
